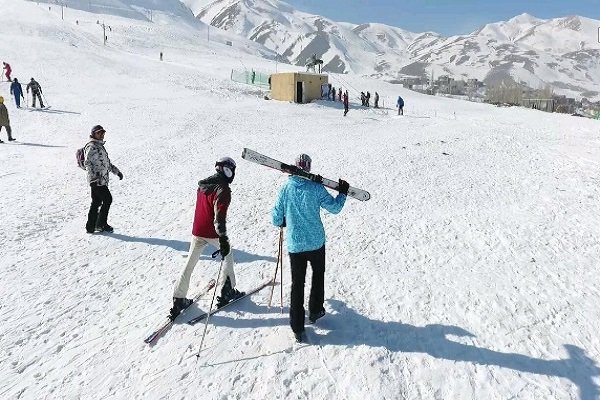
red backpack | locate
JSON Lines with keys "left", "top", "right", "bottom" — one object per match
{"left": 76, "top": 142, "right": 92, "bottom": 170}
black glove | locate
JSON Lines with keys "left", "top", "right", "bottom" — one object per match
{"left": 219, "top": 235, "right": 230, "bottom": 258}
{"left": 282, "top": 163, "right": 299, "bottom": 174}
{"left": 279, "top": 217, "right": 286, "bottom": 228}
{"left": 90, "top": 181, "right": 98, "bottom": 188}
{"left": 338, "top": 179, "right": 349, "bottom": 195}
{"left": 117, "top": 172, "right": 123, "bottom": 180}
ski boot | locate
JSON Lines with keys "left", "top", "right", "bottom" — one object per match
{"left": 170, "top": 297, "right": 193, "bottom": 320}
{"left": 294, "top": 330, "right": 305, "bottom": 343}
{"left": 216, "top": 277, "right": 245, "bottom": 308}
{"left": 309, "top": 309, "right": 325, "bottom": 324}
{"left": 96, "top": 224, "right": 114, "bottom": 233}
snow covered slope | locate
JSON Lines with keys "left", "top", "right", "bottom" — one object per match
{"left": 1, "top": 0, "right": 600, "bottom": 399}
{"left": 31, "top": 0, "right": 196, "bottom": 23}
{"left": 193, "top": 0, "right": 600, "bottom": 100}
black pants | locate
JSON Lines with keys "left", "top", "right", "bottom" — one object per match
{"left": 289, "top": 246, "right": 325, "bottom": 333}
{"left": 32, "top": 91, "right": 44, "bottom": 108}
{"left": 86, "top": 185, "right": 112, "bottom": 231}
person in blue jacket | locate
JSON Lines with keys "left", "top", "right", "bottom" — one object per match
{"left": 397, "top": 96, "right": 404, "bottom": 115}
{"left": 10, "top": 78, "right": 24, "bottom": 108}
{"left": 272, "top": 153, "right": 349, "bottom": 342}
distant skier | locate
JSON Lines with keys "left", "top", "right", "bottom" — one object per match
{"left": 343, "top": 90, "right": 349, "bottom": 116}
{"left": 365, "top": 91, "right": 371, "bottom": 107}
{"left": 360, "top": 92, "right": 365, "bottom": 106}
{"left": 272, "top": 154, "right": 349, "bottom": 343}
{"left": 2, "top": 62, "right": 11, "bottom": 81}
{"left": 330, "top": 86, "right": 335, "bottom": 101}
{"left": 338, "top": 87, "right": 342, "bottom": 102}
{"left": 170, "top": 157, "right": 246, "bottom": 320}
{"left": 83, "top": 125, "right": 123, "bottom": 233}
{"left": 160, "top": 52, "right": 163, "bottom": 61}
{"left": 374, "top": 92, "right": 379, "bottom": 108}
{"left": 0, "top": 97, "right": 16, "bottom": 143}
{"left": 10, "top": 78, "right": 24, "bottom": 108}
{"left": 26, "top": 78, "right": 44, "bottom": 108}
{"left": 397, "top": 95, "right": 404, "bottom": 115}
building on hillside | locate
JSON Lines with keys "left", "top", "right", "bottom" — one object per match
{"left": 269, "top": 72, "right": 328, "bottom": 103}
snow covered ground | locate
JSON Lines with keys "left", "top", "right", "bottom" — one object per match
{"left": 1, "top": 1, "right": 600, "bottom": 399}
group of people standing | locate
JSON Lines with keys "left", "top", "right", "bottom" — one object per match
{"left": 170, "top": 153, "right": 348, "bottom": 342}
{"left": 360, "top": 91, "right": 380, "bottom": 108}
{"left": 3, "top": 61, "right": 46, "bottom": 108}
{"left": 81, "top": 125, "right": 350, "bottom": 342}
{"left": 0, "top": 61, "right": 47, "bottom": 143}
{"left": 323, "top": 84, "right": 350, "bottom": 117}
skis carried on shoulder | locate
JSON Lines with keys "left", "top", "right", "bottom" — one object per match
{"left": 144, "top": 279, "right": 216, "bottom": 345}
{"left": 186, "top": 280, "right": 273, "bottom": 326}
{"left": 241, "top": 148, "right": 370, "bottom": 201}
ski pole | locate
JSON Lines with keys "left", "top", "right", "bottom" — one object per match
{"left": 279, "top": 228, "right": 284, "bottom": 313}
{"left": 268, "top": 228, "right": 283, "bottom": 308}
{"left": 196, "top": 251, "right": 224, "bottom": 358}
{"left": 41, "top": 92, "right": 50, "bottom": 107}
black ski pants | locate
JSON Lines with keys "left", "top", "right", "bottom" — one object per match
{"left": 289, "top": 245, "right": 326, "bottom": 334}
{"left": 32, "top": 91, "right": 44, "bottom": 108}
{"left": 86, "top": 184, "right": 112, "bottom": 231}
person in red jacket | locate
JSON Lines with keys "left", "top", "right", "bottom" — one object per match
{"left": 170, "top": 157, "right": 245, "bottom": 320}
{"left": 3, "top": 62, "right": 12, "bottom": 82}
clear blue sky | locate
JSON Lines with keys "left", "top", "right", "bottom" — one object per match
{"left": 284, "top": 0, "right": 600, "bottom": 36}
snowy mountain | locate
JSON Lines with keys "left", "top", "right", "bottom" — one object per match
{"left": 2, "top": 0, "right": 600, "bottom": 399}
{"left": 192, "top": 0, "right": 600, "bottom": 100}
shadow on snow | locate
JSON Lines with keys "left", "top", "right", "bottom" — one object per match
{"left": 315, "top": 299, "right": 600, "bottom": 400}
{"left": 107, "top": 232, "right": 276, "bottom": 263}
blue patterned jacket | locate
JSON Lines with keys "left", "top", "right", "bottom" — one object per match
{"left": 272, "top": 176, "right": 346, "bottom": 253}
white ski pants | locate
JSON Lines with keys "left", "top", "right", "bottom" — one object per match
{"left": 173, "top": 235, "right": 236, "bottom": 298}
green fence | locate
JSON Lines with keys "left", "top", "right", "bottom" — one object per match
{"left": 231, "top": 69, "right": 271, "bottom": 89}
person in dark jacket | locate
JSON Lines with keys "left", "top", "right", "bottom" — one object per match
{"left": 10, "top": 78, "right": 24, "bottom": 108}
{"left": 397, "top": 96, "right": 404, "bottom": 115}
{"left": 0, "top": 96, "right": 15, "bottom": 142}
{"left": 272, "top": 154, "right": 349, "bottom": 342}
{"left": 343, "top": 91, "right": 349, "bottom": 116}
{"left": 170, "top": 157, "right": 245, "bottom": 320}
{"left": 374, "top": 92, "right": 379, "bottom": 108}
{"left": 83, "top": 125, "right": 122, "bottom": 233}
{"left": 365, "top": 91, "right": 371, "bottom": 107}
{"left": 338, "top": 87, "right": 342, "bottom": 102}
{"left": 26, "top": 78, "right": 44, "bottom": 108}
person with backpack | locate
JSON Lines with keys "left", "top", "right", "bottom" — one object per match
{"left": 0, "top": 96, "right": 16, "bottom": 142}
{"left": 272, "top": 154, "right": 349, "bottom": 342}
{"left": 10, "top": 78, "right": 24, "bottom": 108}
{"left": 170, "top": 157, "right": 246, "bottom": 320}
{"left": 397, "top": 96, "right": 404, "bottom": 115}
{"left": 26, "top": 78, "right": 44, "bottom": 108}
{"left": 3, "top": 62, "right": 12, "bottom": 81}
{"left": 82, "top": 125, "right": 122, "bottom": 233}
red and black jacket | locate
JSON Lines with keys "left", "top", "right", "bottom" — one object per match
{"left": 192, "top": 174, "right": 231, "bottom": 238}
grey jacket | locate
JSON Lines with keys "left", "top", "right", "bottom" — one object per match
{"left": 83, "top": 139, "right": 120, "bottom": 186}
